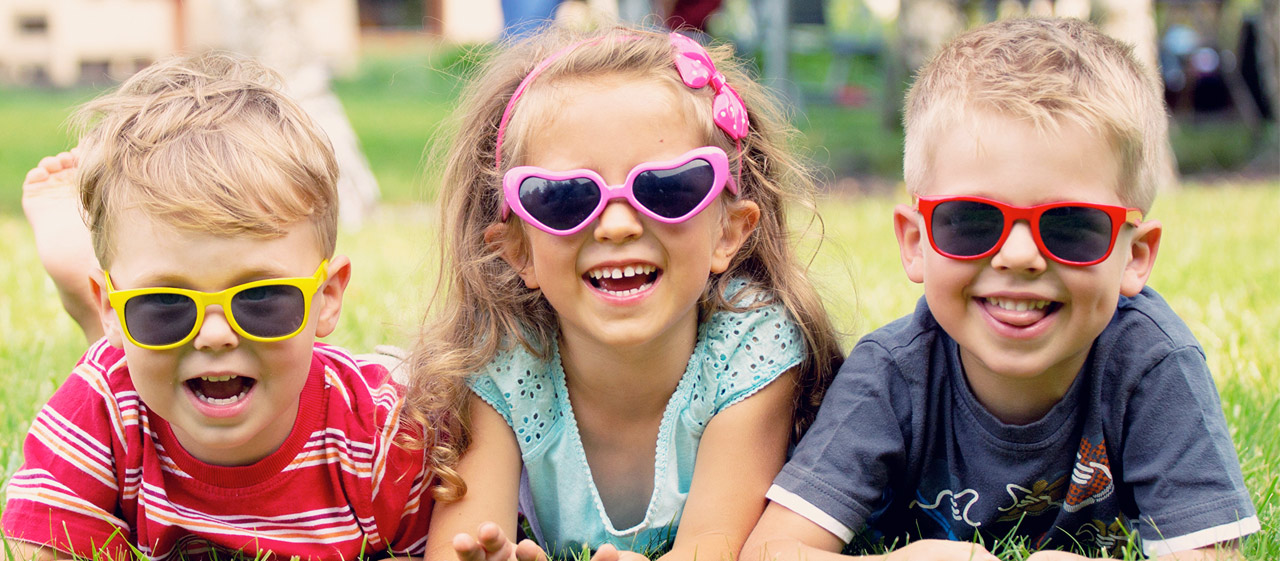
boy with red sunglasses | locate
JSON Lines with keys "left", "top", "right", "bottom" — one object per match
{"left": 3, "top": 53, "right": 435, "bottom": 560}
{"left": 743, "top": 18, "right": 1257, "bottom": 561}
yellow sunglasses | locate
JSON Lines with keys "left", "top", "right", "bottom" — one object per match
{"left": 104, "top": 261, "right": 328, "bottom": 350}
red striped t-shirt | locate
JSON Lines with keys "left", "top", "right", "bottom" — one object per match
{"left": 2, "top": 340, "right": 432, "bottom": 560}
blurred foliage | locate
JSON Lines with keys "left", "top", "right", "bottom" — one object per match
{"left": 2, "top": 14, "right": 1274, "bottom": 214}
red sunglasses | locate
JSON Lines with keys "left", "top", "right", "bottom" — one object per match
{"left": 915, "top": 195, "right": 1144, "bottom": 266}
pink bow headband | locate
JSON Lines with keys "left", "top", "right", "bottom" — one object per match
{"left": 493, "top": 32, "right": 749, "bottom": 170}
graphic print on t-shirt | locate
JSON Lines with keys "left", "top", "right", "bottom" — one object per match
{"left": 1064, "top": 436, "right": 1115, "bottom": 513}
{"left": 909, "top": 488, "right": 982, "bottom": 538}
{"left": 996, "top": 476, "right": 1068, "bottom": 522}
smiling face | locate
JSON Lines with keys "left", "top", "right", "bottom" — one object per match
{"left": 894, "top": 113, "right": 1161, "bottom": 417}
{"left": 94, "top": 207, "right": 349, "bottom": 466}
{"left": 496, "top": 74, "right": 757, "bottom": 356}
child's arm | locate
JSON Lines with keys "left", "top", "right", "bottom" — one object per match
{"left": 655, "top": 369, "right": 795, "bottom": 561}
{"left": 741, "top": 501, "right": 1000, "bottom": 561}
{"left": 1025, "top": 543, "right": 1245, "bottom": 560}
{"left": 425, "top": 395, "right": 525, "bottom": 561}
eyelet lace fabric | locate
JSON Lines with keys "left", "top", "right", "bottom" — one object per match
{"left": 467, "top": 280, "right": 803, "bottom": 553}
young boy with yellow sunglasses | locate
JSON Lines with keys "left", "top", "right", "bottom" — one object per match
{"left": 3, "top": 53, "right": 435, "bottom": 560}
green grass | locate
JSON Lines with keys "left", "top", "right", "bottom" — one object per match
{"left": 0, "top": 88, "right": 97, "bottom": 215}
{"left": 0, "top": 44, "right": 1277, "bottom": 560}
{"left": 1, "top": 185, "right": 1276, "bottom": 559}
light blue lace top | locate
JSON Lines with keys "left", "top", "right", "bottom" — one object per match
{"left": 468, "top": 291, "right": 803, "bottom": 555}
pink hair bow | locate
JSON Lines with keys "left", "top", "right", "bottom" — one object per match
{"left": 670, "top": 32, "right": 749, "bottom": 141}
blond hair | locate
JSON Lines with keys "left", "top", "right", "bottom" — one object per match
{"left": 405, "top": 25, "right": 844, "bottom": 501}
{"left": 904, "top": 17, "right": 1169, "bottom": 211}
{"left": 75, "top": 51, "right": 340, "bottom": 267}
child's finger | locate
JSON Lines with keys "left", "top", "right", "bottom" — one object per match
{"left": 25, "top": 166, "right": 50, "bottom": 184}
{"left": 38, "top": 155, "right": 64, "bottom": 173}
{"left": 513, "top": 540, "right": 548, "bottom": 561}
{"left": 56, "top": 151, "right": 77, "bottom": 168}
{"left": 474, "top": 522, "right": 511, "bottom": 553}
{"left": 453, "top": 533, "right": 489, "bottom": 561}
{"left": 588, "top": 544, "right": 620, "bottom": 561}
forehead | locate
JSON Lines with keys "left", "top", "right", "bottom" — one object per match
{"left": 921, "top": 113, "right": 1123, "bottom": 205}
{"left": 106, "top": 207, "right": 324, "bottom": 286}
{"left": 517, "top": 74, "right": 704, "bottom": 170}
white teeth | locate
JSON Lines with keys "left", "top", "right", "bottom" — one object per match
{"left": 597, "top": 281, "right": 655, "bottom": 297}
{"left": 196, "top": 389, "right": 249, "bottom": 406}
{"left": 588, "top": 264, "right": 656, "bottom": 280}
{"left": 987, "top": 297, "right": 1051, "bottom": 311}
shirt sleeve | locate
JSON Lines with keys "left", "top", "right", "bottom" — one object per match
{"left": 703, "top": 301, "right": 805, "bottom": 413}
{"left": 768, "top": 339, "right": 912, "bottom": 543}
{"left": 1, "top": 361, "right": 132, "bottom": 558}
{"left": 373, "top": 414, "right": 433, "bottom": 556}
{"left": 1118, "top": 346, "right": 1259, "bottom": 556}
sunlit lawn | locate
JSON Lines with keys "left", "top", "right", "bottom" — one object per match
{"left": 0, "top": 42, "right": 1276, "bottom": 560}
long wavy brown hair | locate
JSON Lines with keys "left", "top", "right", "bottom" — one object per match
{"left": 405, "top": 25, "right": 845, "bottom": 502}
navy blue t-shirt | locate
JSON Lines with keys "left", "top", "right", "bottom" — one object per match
{"left": 769, "top": 287, "right": 1257, "bottom": 557}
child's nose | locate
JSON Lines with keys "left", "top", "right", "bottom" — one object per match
{"left": 192, "top": 306, "right": 240, "bottom": 351}
{"left": 593, "top": 200, "right": 644, "bottom": 243}
{"left": 990, "top": 221, "right": 1047, "bottom": 273}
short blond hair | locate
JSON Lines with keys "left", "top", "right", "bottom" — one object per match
{"left": 904, "top": 18, "right": 1169, "bottom": 211}
{"left": 75, "top": 51, "right": 340, "bottom": 266}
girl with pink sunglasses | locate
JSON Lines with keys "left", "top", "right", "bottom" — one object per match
{"left": 406, "top": 25, "right": 844, "bottom": 561}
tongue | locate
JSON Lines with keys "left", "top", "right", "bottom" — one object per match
{"left": 597, "top": 274, "right": 649, "bottom": 292}
{"left": 188, "top": 377, "right": 253, "bottom": 400}
{"left": 985, "top": 302, "right": 1050, "bottom": 327}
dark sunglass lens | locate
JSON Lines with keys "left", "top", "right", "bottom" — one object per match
{"left": 632, "top": 158, "right": 717, "bottom": 219}
{"left": 518, "top": 176, "right": 601, "bottom": 231}
{"left": 1040, "top": 206, "right": 1114, "bottom": 263}
{"left": 124, "top": 293, "right": 198, "bottom": 346}
{"left": 930, "top": 200, "right": 1005, "bottom": 257}
{"left": 231, "top": 285, "right": 307, "bottom": 337}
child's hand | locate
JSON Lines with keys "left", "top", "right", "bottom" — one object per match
{"left": 585, "top": 544, "right": 650, "bottom": 561}
{"left": 1024, "top": 552, "right": 1090, "bottom": 560}
{"left": 885, "top": 540, "right": 999, "bottom": 561}
{"left": 453, "top": 522, "right": 521, "bottom": 561}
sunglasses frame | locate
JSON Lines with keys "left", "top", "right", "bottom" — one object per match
{"left": 104, "top": 260, "right": 329, "bottom": 350}
{"left": 500, "top": 146, "right": 737, "bottom": 236}
{"left": 915, "top": 195, "right": 1144, "bottom": 266}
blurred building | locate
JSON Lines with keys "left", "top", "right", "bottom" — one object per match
{"left": 0, "top": 0, "right": 358, "bottom": 86}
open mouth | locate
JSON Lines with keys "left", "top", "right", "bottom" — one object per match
{"left": 585, "top": 264, "right": 660, "bottom": 296}
{"left": 186, "top": 375, "right": 255, "bottom": 406}
{"left": 981, "top": 297, "right": 1062, "bottom": 327}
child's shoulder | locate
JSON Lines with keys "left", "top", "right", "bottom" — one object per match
{"left": 310, "top": 342, "right": 410, "bottom": 434}
{"left": 58, "top": 338, "right": 133, "bottom": 400}
{"left": 1105, "top": 286, "right": 1200, "bottom": 349}
{"left": 701, "top": 280, "right": 802, "bottom": 360}
{"left": 315, "top": 342, "right": 402, "bottom": 388}
{"left": 856, "top": 296, "right": 951, "bottom": 360}
{"left": 468, "top": 342, "right": 559, "bottom": 428}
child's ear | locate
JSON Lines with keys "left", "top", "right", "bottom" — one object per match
{"left": 90, "top": 270, "right": 125, "bottom": 348}
{"left": 484, "top": 222, "right": 539, "bottom": 289}
{"left": 710, "top": 200, "right": 760, "bottom": 273}
{"left": 314, "top": 256, "right": 352, "bottom": 338}
{"left": 893, "top": 204, "right": 925, "bottom": 283}
{"left": 1120, "top": 219, "right": 1162, "bottom": 297}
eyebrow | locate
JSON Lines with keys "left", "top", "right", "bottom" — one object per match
{"left": 123, "top": 267, "right": 299, "bottom": 290}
